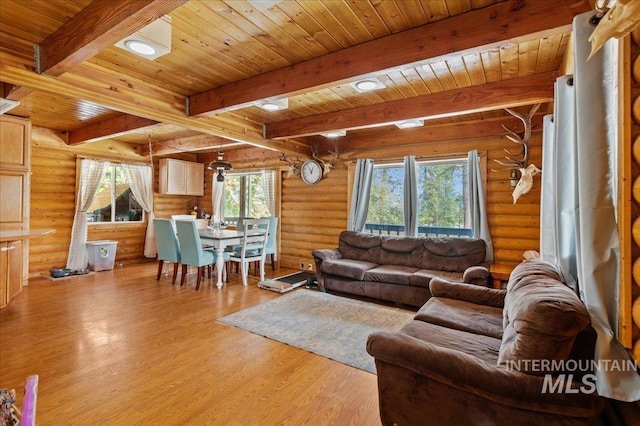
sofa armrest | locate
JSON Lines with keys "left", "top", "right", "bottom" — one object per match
{"left": 366, "top": 331, "right": 604, "bottom": 417}
{"left": 312, "top": 248, "right": 342, "bottom": 261}
{"left": 462, "top": 265, "right": 490, "bottom": 284}
{"left": 429, "top": 277, "right": 506, "bottom": 308}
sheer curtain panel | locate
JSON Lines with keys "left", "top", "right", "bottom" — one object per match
{"left": 123, "top": 163, "right": 155, "bottom": 258}
{"left": 66, "top": 159, "right": 109, "bottom": 270}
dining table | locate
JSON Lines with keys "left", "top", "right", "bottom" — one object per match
{"left": 199, "top": 227, "right": 265, "bottom": 289}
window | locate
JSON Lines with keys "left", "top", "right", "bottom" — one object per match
{"left": 87, "top": 165, "right": 143, "bottom": 223}
{"left": 223, "top": 172, "right": 271, "bottom": 221}
{"left": 366, "top": 158, "right": 470, "bottom": 237}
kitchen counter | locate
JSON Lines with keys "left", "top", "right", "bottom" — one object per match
{"left": 0, "top": 229, "right": 55, "bottom": 241}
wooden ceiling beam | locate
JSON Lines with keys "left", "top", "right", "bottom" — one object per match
{"left": 144, "top": 134, "right": 245, "bottom": 156}
{"left": 315, "top": 113, "right": 546, "bottom": 155}
{"left": 37, "top": 0, "right": 188, "bottom": 77}
{"left": 2, "top": 82, "right": 33, "bottom": 101}
{"left": 67, "top": 114, "right": 161, "bottom": 145}
{"left": 265, "top": 72, "right": 556, "bottom": 139}
{"left": 0, "top": 52, "right": 309, "bottom": 156}
{"left": 188, "top": 0, "right": 591, "bottom": 116}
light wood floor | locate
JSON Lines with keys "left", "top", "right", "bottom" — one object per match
{"left": 0, "top": 262, "right": 381, "bottom": 425}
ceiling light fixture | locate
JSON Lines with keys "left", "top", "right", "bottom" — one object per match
{"left": 207, "top": 151, "right": 233, "bottom": 182}
{"left": 259, "top": 98, "right": 288, "bottom": 111}
{"left": 115, "top": 16, "right": 172, "bottom": 60}
{"left": 0, "top": 98, "right": 20, "bottom": 115}
{"left": 350, "top": 78, "right": 385, "bottom": 93}
{"left": 395, "top": 119, "right": 424, "bottom": 129}
{"left": 321, "top": 130, "right": 346, "bottom": 138}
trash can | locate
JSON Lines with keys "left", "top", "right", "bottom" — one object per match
{"left": 86, "top": 240, "right": 118, "bottom": 271}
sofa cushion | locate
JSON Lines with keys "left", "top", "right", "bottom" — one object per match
{"left": 498, "top": 269, "right": 590, "bottom": 374}
{"left": 506, "top": 258, "right": 565, "bottom": 291}
{"left": 378, "top": 237, "right": 425, "bottom": 267}
{"left": 409, "top": 269, "right": 464, "bottom": 288}
{"left": 338, "top": 231, "right": 382, "bottom": 263}
{"left": 364, "top": 265, "right": 419, "bottom": 286}
{"left": 415, "top": 297, "right": 503, "bottom": 339}
{"left": 320, "top": 258, "right": 378, "bottom": 281}
{"left": 400, "top": 320, "right": 501, "bottom": 364}
{"left": 422, "top": 238, "right": 486, "bottom": 272}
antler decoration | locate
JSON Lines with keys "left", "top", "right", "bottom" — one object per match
{"left": 280, "top": 153, "right": 301, "bottom": 178}
{"left": 312, "top": 140, "right": 339, "bottom": 176}
{"left": 492, "top": 103, "right": 542, "bottom": 204}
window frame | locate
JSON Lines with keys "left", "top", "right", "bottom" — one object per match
{"left": 86, "top": 163, "right": 145, "bottom": 226}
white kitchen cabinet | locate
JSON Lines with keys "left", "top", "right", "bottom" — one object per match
{"left": 159, "top": 158, "right": 204, "bottom": 196}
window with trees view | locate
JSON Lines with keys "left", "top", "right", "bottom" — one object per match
{"left": 87, "top": 165, "right": 143, "bottom": 223}
{"left": 223, "top": 172, "right": 270, "bottom": 220}
{"left": 366, "top": 159, "right": 470, "bottom": 236}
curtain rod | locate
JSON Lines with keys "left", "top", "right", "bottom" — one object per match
{"left": 77, "top": 154, "right": 151, "bottom": 166}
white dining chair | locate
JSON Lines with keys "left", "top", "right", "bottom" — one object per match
{"left": 228, "top": 218, "right": 269, "bottom": 286}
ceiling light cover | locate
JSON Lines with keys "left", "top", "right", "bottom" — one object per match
{"left": 115, "top": 16, "right": 172, "bottom": 60}
{"left": 0, "top": 98, "right": 20, "bottom": 115}
{"left": 395, "top": 119, "right": 424, "bottom": 129}
{"left": 350, "top": 78, "right": 385, "bottom": 93}
{"left": 321, "top": 130, "right": 346, "bottom": 138}
{"left": 259, "top": 98, "right": 288, "bottom": 111}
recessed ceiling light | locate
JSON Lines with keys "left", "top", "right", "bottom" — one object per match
{"left": 259, "top": 98, "right": 288, "bottom": 111}
{"left": 321, "top": 130, "right": 346, "bottom": 138}
{"left": 350, "top": 78, "right": 385, "bottom": 93}
{"left": 124, "top": 40, "right": 158, "bottom": 56}
{"left": 395, "top": 119, "right": 424, "bottom": 129}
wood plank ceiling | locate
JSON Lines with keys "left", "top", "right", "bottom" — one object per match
{"left": 0, "top": 0, "right": 593, "bottom": 160}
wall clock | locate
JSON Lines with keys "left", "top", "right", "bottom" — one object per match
{"left": 300, "top": 159, "right": 323, "bottom": 185}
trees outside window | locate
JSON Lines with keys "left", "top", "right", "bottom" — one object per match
{"left": 366, "top": 158, "right": 469, "bottom": 235}
{"left": 87, "top": 165, "right": 143, "bottom": 223}
{"left": 223, "top": 172, "right": 270, "bottom": 220}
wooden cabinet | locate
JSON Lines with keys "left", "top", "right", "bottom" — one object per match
{"left": 0, "top": 240, "right": 23, "bottom": 308}
{"left": 0, "top": 115, "right": 31, "bottom": 296}
{"left": 158, "top": 158, "right": 204, "bottom": 196}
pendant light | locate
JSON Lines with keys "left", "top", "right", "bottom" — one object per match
{"left": 208, "top": 151, "right": 233, "bottom": 182}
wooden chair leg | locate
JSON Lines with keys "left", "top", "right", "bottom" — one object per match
{"left": 270, "top": 254, "right": 275, "bottom": 271}
{"left": 180, "top": 264, "right": 188, "bottom": 286}
{"left": 157, "top": 260, "right": 164, "bottom": 280}
{"left": 196, "top": 266, "right": 203, "bottom": 290}
{"left": 225, "top": 262, "right": 230, "bottom": 283}
{"left": 172, "top": 263, "right": 179, "bottom": 285}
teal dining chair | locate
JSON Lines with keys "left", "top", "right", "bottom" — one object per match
{"left": 260, "top": 216, "right": 278, "bottom": 271}
{"left": 153, "top": 218, "right": 181, "bottom": 285}
{"left": 175, "top": 220, "right": 224, "bottom": 290}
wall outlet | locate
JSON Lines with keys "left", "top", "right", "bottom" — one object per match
{"left": 307, "top": 263, "right": 313, "bottom": 271}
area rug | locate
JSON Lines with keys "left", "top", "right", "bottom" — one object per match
{"left": 217, "top": 289, "right": 415, "bottom": 374}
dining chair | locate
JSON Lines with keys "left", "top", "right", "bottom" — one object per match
{"left": 175, "top": 220, "right": 221, "bottom": 290}
{"left": 153, "top": 218, "right": 182, "bottom": 285}
{"left": 260, "top": 216, "right": 278, "bottom": 271}
{"left": 228, "top": 218, "right": 269, "bottom": 286}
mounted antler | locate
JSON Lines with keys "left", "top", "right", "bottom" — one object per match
{"left": 492, "top": 103, "right": 543, "bottom": 204}
{"left": 492, "top": 103, "right": 541, "bottom": 171}
{"left": 312, "top": 140, "right": 339, "bottom": 176}
{"left": 280, "top": 153, "right": 301, "bottom": 178}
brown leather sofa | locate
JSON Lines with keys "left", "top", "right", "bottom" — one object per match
{"left": 366, "top": 259, "right": 605, "bottom": 425}
{"left": 312, "top": 230, "right": 490, "bottom": 307}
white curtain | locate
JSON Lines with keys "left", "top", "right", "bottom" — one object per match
{"left": 347, "top": 159, "right": 374, "bottom": 232}
{"left": 212, "top": 178, "right": 224, "bottom": 223}
{"left": 403, "top": 156, "right": 418, "bottom": 237}
{"left": 123, "top": 163, "right": 155, "bottom": 258}
{"left": 262, "top": 169, "right": 275, "bottom": 216}
{"left": 468, "top": 150, "right": 493, "bottom": 262}
{"left": 540, "top": 79, "right": 578, "bottom": 290}
{"left": 66, "top": 159, "right": 109, "bottom": 270}
{"left": 539, "top": 12, "right": 640, "bottom": 401}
